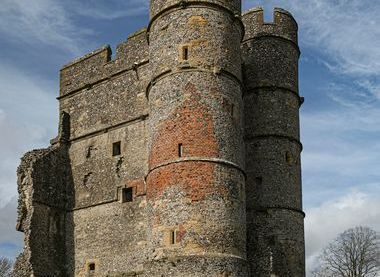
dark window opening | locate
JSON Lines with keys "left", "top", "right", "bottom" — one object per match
{"left": 86, "top": 145, "right": 93, "bottom": 158}
{"left": 231, "top": 104, "right": 234, "bottom": 117}
{"left": 255, "top": 177, "right": 263, "bottom": 186}
{"left": 112, "top": 141, "right": 121, "bottom": 156}
{"left": 83, "top": 172, "right": 92, "bottom": 187}
{"left": 178, "top": 143, "right": 183, "bottom": 157}
{"left": 182, "top": 46, "right": 189, "bottom": 61}
{"left": 88, "top": 263, "right": 95, "bottom": 272}
{"left": 122, "top": 187, "right": 133, "bottom": 203}
{"left": 170, "top": 230, "right": 176, "bottom": 245}
{"left": 239, "top": 182, "right": 244, "bottom": 199}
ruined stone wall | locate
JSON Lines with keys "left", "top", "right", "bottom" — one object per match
{"left": 242, "top": 7, "right": 305, "bottom": 277}
{"left": 14, "top": 143, "right": 71, "bottom": 277}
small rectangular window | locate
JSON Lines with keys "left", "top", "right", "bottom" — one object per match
{"left": 178, "top": 143, "right": 183, "bottom": 157}
{"left": 112, "top": 141, "right": 121, "bottom": 156}
{"left": 231, "top": 104, "right": 234, "bottom": 117}
{"left": 121, "top": 187, "right": 133, "bottom": 203}
{"left": 182, "top": 46, "right": 189, "bottom": 61}
{"left": 285, "top": 151, "right": 293, "bottom": 165}
{"left": 255, "top": 177, "right": 263, "bottom": 186}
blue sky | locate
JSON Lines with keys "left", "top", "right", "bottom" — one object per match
{"left": 0, "top": 0, "right": 379, "bottom": 275}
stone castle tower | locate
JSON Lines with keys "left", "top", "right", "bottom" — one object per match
{"left": 14, "top": 1, "right": 305, "bottom": 276}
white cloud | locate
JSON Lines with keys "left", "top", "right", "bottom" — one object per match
{"left": 0, "top": 198, "right": 23, "bottom": 259}
{"left": 0, "top": 0, "right": 151, "bottom": 55}
{"left": 323, "top": 82, "right": 375, "bottom": 109}
{"left": 0, "top": 63, "right": 56, "bottom": 259}
{"left": 0, "top": 63, "right": 57, "bottom": 206}
{"left": 0, "top": 0, "right": 93, "bottom": 55}
{"left": 302, "top": 107, "right": 380, "bottom": 134}
{"left": 293, "top": 0, "right": 380, "bottom": 77}
{"left": 305, "top": 190, "right": 380, "bottom": 274}
{"left": 356, "top": 79, "right": 380, "bottom": 100}
{"left": 301, "top": 106, "right": 380, "bottom": 178}
{"left": 69, "top": 0, "right": 149, "bottom": 20}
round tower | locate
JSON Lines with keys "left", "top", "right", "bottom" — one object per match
{"left": 242, "top": 7, "right": 305, "bottom": 276}
{"left": 145, "top": 0, "right": 248, "bottom": 276}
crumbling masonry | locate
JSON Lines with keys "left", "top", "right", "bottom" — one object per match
{"left": 14, "top": 1, "right": 305, "bottom": 276}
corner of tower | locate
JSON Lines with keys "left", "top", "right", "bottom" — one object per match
{"left": 242, "top": 7, "right": 298, "bottom": 44}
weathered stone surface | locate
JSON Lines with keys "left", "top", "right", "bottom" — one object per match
{"left": 242, "top": 6, "right": 305, "bottom": 277}
{"left": 14, "top": 1, "right": 305, "bottom": 277}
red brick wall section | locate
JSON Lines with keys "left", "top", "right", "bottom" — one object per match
{"left": 147, "top": 82, "right": 224, "bottom": 201}
{"left": 147, "top": 162, "right": 218, "bottom": 201}
{"left": 149, "top": 82, "right": 219, "bottom": 167}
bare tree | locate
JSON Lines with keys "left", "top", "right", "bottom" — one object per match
{"left": 313, "top": 226, "right": 379, "bottom": 277}
{"left": 0, "top": 257, "right": 12, "bottom": 277}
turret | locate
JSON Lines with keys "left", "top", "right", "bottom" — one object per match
{"left": 145, "top": 0, "right": 248, "bottom": 276}
{"left": 242, "top": 7, "right": 305, "bottom": 276}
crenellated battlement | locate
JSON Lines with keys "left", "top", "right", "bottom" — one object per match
{"left": 242, "top": 7, "right": 298, "bottom": 44}
{"left": 59, "top": 28, "right": 149, "bottom": 97}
